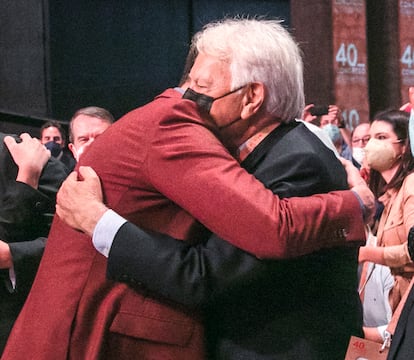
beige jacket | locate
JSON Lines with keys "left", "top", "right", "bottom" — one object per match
{"left": 377, "top": 172, "right": 414, "bottom": 309}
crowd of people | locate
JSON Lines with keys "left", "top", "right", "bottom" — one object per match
{"left": 0, "top": 16, "right": 414, "bottom": 360}
{"left": 0, "top": 106, "right": 113, "bottom": 352}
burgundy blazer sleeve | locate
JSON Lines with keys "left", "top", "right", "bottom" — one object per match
{"left": 144, "top": 98, "right": 365, "bottom": 258}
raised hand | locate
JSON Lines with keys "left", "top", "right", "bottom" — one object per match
{"left": 4, "top": 133, "right": 51, "bottom": 189}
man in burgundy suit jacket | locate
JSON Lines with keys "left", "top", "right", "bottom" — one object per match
{"left": 3, "top": 19, "right": 370, "bottom": 360}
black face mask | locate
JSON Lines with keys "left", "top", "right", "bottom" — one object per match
{"left": 182, "top": 85, "right": 246, "bottom": 114}
{"left": 44, "top": 141, "right": 62, "bottom": 157}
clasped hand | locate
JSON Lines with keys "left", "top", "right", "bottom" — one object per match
{"left": 56, "top": 166, "right": 108, "bottom": 237}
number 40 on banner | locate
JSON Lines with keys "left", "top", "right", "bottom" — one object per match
{"left": 401, "top": 45, "right": 414, "bottom": 68}
{"left": 335, "top": 43, "right": 359, "bottom": 67}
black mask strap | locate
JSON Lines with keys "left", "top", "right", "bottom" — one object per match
{"left": 182, "top": 88, "right": 215, "bottom": 112}
{"left": 182, "top": 85, "right": 247, "bottom": 113}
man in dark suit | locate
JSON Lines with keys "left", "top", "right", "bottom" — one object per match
{"left": 3, "top": 18, "right": 369, "bottom": 360}
{"left": 0, "top": 133, "right": 68, "bottom": 352}
{"left": 57, "top": 121, "right": 365, "bottom": 359}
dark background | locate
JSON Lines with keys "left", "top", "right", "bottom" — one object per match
{"left": 0, "top": 0, "right": 407, "bottom": 136}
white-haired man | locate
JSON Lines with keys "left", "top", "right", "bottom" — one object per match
{"left": 4, "top": 19, "right": 370, "bottom": 360}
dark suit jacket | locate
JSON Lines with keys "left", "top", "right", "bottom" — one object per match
{"left": 59, "top": 149, "right": 76, "bottom": 173}
{"left": 387, "top": 284, "right": 414, "bottom": 359}
{"left": 0, "top": 132, "right": 68, "bottom": 352}
{"left": 3, "top": 93, "right": 363, "bottom": 360}
{"left": 107, "top": 122, "right": 364, "bottom": 359}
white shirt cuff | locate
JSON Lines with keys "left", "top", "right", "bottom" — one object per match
{"left": 92, "top": 209, "right": 127, "bottom": 258}
{"left": 377, "top": 324, "right": 388, "bottom": 341}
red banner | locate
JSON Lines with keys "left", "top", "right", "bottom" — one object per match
{"left": 399, "top": 1, "right": 414, "bottom": 104}
{"left": 332, "top": 0, "right": 369, "bottom": 128}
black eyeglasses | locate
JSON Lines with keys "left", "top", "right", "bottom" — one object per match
{"left": 352, "top": 136, "right": 370, "bottom": 145}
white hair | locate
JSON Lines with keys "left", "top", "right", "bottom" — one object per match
{"left": 193, "top": 17, "right": 305, "bottom": 122}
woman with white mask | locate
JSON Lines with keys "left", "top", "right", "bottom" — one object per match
{"left": 359, "top": 109, "right": 414, "bottom": 344}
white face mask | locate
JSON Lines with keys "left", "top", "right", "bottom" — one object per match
{"left": 365, "top": 138, "right": 399, "bottom": 172}
{"left": 322, "top": 124, "right": 341, "bottom": 144}
{"left": 352, "top": 147, "right": 365, "bottom": 165}
{"left": 71, "top": 144, "right": 86, "bottom": 162}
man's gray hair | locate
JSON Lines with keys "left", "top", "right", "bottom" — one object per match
{"left": 193, "top": 17, "right": 305, "bottom": 122}
{"left": 69, "top": 106, "right": 114, "bottom": 142}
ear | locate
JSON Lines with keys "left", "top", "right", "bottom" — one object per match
{"left": 68, "top": 143, "right": 76, "bottom": 158}
{"left": 240, "top": 82, "right": 265, "bottom": 119}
